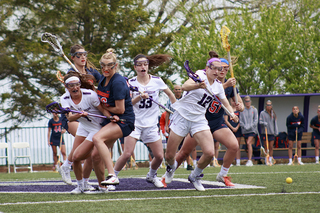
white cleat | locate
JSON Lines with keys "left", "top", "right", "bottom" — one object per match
{"left": 59, "top": 166, "right": 72, "bottom": 185}
{"left": 101, "top": 175, "right": 119, "bottom": 186}
{"left": 188, "top": 174, "right": 205, "bottom": 191}
{"left": 146, "top": 172, "right": 164, "bottom": 188}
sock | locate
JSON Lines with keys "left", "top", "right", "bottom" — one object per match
{"left": 83, "top": 178, "right": 89, "bottom": 183}
{"left": 114, "top": 170, "right": 120, "bottom": 177}
{"left": 219, "top": 166, "right": 229, "bottom": 177}
{"left": 289, "top": 158, "right": 292, "bottom": 163}
{"left": 149, "top": 168, "right": 157, "bottom": 177}
{"left": 298, "top": 157, "right": 302, "bottom": 163}
{"left": 269, "top": 157, "right": 272, "bottom": 163}
{"left": 265, "top": 157, "right": 268, "bottom": 163}
{"left": 316, "top": 156, "right": 319, "bottom": 162}
{"left": 191, "top": 166, "right": 203, "bottom": 178}
{"left": 76, "top": 179, "right": 84, "bottom": 188}
{"left": 193, "top": 160, "right": 197, "bottom": 166}
{"left": 81, "top": 163, "right": 84, "bottom": 168}
{"left": 63, "top": 159, "right": 73, "bottom": 168}
{"left": 236, "top": 159, "right": 240, "bottom": 165}
{"left": 169, "top": 160, "right": 178, "bottom": 171}
{"left": 184, "top": 161, "right": 187, "bottom": 168}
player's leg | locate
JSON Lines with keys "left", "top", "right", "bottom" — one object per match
{"left": 114, "top": 136, "right": 137, "bottom": 175}
{"left": 51, "top": 145, "right": 58, "bottom": 170}
{"left": 175, "top": 134, "right": 197, "bottom": 168}
{"left": 236, "top": 136, "right": 241, "bottom": 166}
{"left": 245, "top": 135, "right": 254, "bottom": 166}
{"left": 297, "top": 140, "right": 304, "bottom": 164}
{"left": 314, "top": 139, "right": 319, "bottom": 164}
{"left": 287, "top": 140, "right": 293, "bottom": 165}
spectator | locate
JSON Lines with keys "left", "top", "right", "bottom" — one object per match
{"left": 286, "top": 106, "right": 304, "bottom": 165}
{"left": 48, "top": 112, "right": 67, "bottom": 171}
{"left": 259, "top": 100, "right": 278, "bottom": 165}
{"left": 239, "top": 96, "right": 258, "bottom": 166}
{"left": 309, "top": 105, "right": 320, "bottom": 164}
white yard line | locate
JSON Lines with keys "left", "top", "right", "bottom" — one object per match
{"left": 0, "top": 191, "right": 319, "bottom": 206}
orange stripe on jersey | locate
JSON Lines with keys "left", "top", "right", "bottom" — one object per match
{"left": 97, "top": 90, "right": 109, "bottom": 98}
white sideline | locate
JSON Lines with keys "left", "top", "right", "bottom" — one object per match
{"left": 0, "top": 191, "right": 320, "bottom": 206}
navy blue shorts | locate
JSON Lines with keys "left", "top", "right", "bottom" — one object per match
{"left": 243, "top": 132, "right": 256, "bottom": 138}
{"left": 288, "top": 133, "right": 302, "bottom": 141}
{"left": 234, "top": 128, "right": 242, "bottom": 138}
{"left": 261, "top": 134, "right": 275, "bottom": 142}
{"left": 50, "top": 140, "right": 65, "bottom": 147}
{"left": 208, "top": 119, "right": 228, "bottom": 134}
{"left": 102, "top": 120, "right": 135, "bottom": 138}
{"left": 313, "top": 132, "right": 320, "bottom": 140}
{"left": 120, "top": 137, "right": 124, "bottom": 144}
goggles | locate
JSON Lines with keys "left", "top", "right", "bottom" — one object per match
{"left": 65, "top": 81, "right": 81, "bottom": 88}
{"left": 100, "top": 62, "right": 116, "bottom": 69}
{"left": 208, "top": 64, "right": 223, "bottom": 71}
{"left": 134, "top": 59, "right": 149, "bottom": 67}
{"left": 69, "top": 51, "right": 87, "bottom": 58}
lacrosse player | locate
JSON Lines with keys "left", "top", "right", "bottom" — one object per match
{"left": 112, "top": 54, "right": 176, "bottom": 189}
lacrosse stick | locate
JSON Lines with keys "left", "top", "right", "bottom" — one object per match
{"left": 56, "top": 70, "right": 64, "bottom": 83}
{"left": 124, "top": 77, "right": 174, "bottom": 114}
{"left": 183, "top": 60, "right": 235, "bottom": 119}
{"left": 129, "top": 156, "right": 138, "bottom": 170}
{"left": 46, "top": 102, "right": 126, "bottom": 122}
{"left": 220, "top": 26, "right": 238, "bottom": 104}
{"left": 293, "top": 127, "right": 299, "bottom": 165}
{"left": 41, "top": 32, "right": 80, "bottom": 73}
{"left": 265, "top": 127, "right": 271, "bottom": 166}
{"left": 257, "top": 131, "right": 267, "bottom": 157}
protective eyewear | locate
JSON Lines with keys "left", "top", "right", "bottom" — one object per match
{"left": 222, "top": 66, "right": 229, "bottom": 71}
{"left": 245, "top": 100, "right": 251, "bottom": 103}
{"left": 100, "top": 62, "right": 116, "bottom": 69}
{"left": 65, "top": 81, "right": 81, "bottom": 88}
{"left": 134, "top": 59, "right": 149, "bottom": 67}
{"left": 266, "top": 104, "right": 272, "bottom": 106}
{"left": 209, "top": 64, "right": 223, "bottom": 71}
{"left": 70, "top": 51, "right": 87, "bottom": 58}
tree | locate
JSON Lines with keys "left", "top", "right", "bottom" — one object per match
{"left": 0, "top": 0, "right": 294, "bottom": 128}
{"left": 171, "top": 0, "right": 320, "bottom": 95}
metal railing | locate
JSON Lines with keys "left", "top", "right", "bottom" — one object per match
{"left": 0, "top": 127, "right": 149, "bottom": 166}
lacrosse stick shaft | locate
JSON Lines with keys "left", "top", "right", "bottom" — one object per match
{"left": 265, "top": 127, "right": 270, "bottom": 165}
{"left": 227, "top": 52, "right": 238, "bottom": 104}
{"left": 63, "top": 55, "right": 80, "bottom": 73}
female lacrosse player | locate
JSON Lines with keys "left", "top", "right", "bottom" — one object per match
{"left": 286, "top": 106, "right": 305, "bottom": 165}
{"left": 224, "top": 98, "right": 242, "bottom": 166}
{"left": 309, "top": 106, "right": 320, "bottom": 164}
{"left": 112, "top": 54, "right": 176, "bottom": 188}
{"left": 166, "top": 53, "right": 242, "bottom": 190}
{"left": 60, "top": 71, "right": 115, "bottom": 194}
{"left": 47, "top": 112, "right": 66, "bottom": 171}
{"left": 59, "top": 44, "right": 103, "bottom": 190}
{"left": 259, "top": 100, "right": 278, "bottom": 165}
{"left": 163, "top": 56, "right": 238, "bottom": 191}
{"left": 92, "top": 48, "right": 135, "bottom": 189}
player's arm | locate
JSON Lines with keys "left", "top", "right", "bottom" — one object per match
{"left": 182, "top": 78, "right": 206, "bottom": 91}
{"left": 97, "top": 103, "right": 113, "bottom": 117}
{"left": 163, "top": 87, "right": 176, "bottom": 104}
{"left": 105, "top": 99, "right": 125, "bottom": 115}
{"left": 47, "top": 127, "right": 51, "bottom": 146}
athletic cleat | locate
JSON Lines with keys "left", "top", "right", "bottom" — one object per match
{"left": 316, "top": 161, "right": 319, "bottom": 164}
{"left": 101, "top": 175, "right": 119, "bottom": 186}
{"left": 84, "top": 186, "right": 108, "bottom": 194}
{"left": 70, "top": 186, "right": 84, "bottom": 194}
{"left": 146, "top": 172, "right": 164, "bottom": 188}
{"left": 287, "top": 162, "right": 293, "bottom": 165}
{"left": 107, "top": 185, "right": 116, "bottom": 191}
{"left": 216, "top": 174, "right": 235, "bottom": 187}
{"left": 83, "top": 181, "right": 95, "bottom": 191}
{"left": 161, "top": 177, "right": 167, "bottom": 188}
{"left": 59, "top": 166, "right": 72, "bottom": 185}
{"left": 186, "top": 165, "right": 194, "bottom": 170}
{"left": 164, "top": 165, "right": 175, "bottom": 184}
{"left": 188, "top": 174, "right": 205, "bottom": 191}
{"left": 298, "top": 161, "right": 304, "bottom": 165}
{"left": 245, "top": 160, "right": 253, "bottom": 167}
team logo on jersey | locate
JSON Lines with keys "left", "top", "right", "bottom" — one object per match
{"left": 97, "top": 90, "right": 109, "bottom": 98}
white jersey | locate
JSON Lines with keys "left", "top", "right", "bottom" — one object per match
{"left": 172, "top": 70, "right": 226, "bottom": 122}
{"left": 60, "top": 88, "right": 103, "bottom": 129}
{"left": 129, "top": 75, "right": 168, "bottom": 127}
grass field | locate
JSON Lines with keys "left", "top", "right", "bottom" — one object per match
{"left": 0, "top": 163, "right": 319, "bottom": 213}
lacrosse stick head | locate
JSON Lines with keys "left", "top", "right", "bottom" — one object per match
{"left": 46, "top": 102, "right": 69, "bottom": 114}
{"left": 56, "top": 70, "right": 64, "bottom": 83}
{"left": 41, "top": 32, "right": 63, "bottom": 54}
{"left": 183, "top": 60, "right": 202, "bottom": 83}
{"left": 260, "top": 146, "right": 267, "bottom": 157}
{"left": 220, "top": 26, "right": 231, "bottom": 52}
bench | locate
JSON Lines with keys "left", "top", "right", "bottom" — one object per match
{"left": 196, "top": 132, "right": 316, "bottom": 160}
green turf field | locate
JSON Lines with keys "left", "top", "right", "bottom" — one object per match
{"left": 0, "top": 163, "right": 319, "bottom": 213}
